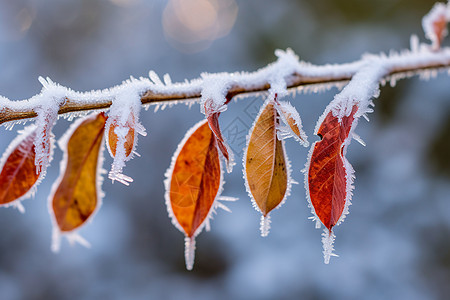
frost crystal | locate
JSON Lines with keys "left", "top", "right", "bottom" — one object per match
{"left": 33, "top": 77, "right": 66, "bottom": 174}
{"left": 275, "top": 100, "right": 309, "bottom": 147}
{"left": 184, "top": 237, "right": 196, "bottom": 271}
{"left": 106, "top": 85, "right": 147, "bottom": 185}
{"left": 322, "top": 229, "right": 338, "bottom": 264}
{"left": 260, "top": 215, "right": 271, "bottom": 237}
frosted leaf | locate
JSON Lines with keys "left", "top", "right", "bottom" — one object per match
{"left": 106, "top": 86, "right": 147, "bottom": 185}
{"left": 275, "top": 100, "right": 309, "bottom": 147}
{"left": 0, "top": 125, "right": 53, "bottom": 211}
{"left": 33, "top": 77, "right": 66, "bottom": 174}
{"left": 164, "top": 120, "right": 233, "bottom": 270}
{"left": 49, "top": 113, "right": 107, "bottom": 253}
{"left": 422, "top": 2, "right": 450, "bottom": 50}
{"left": 242, "top": 97, "right": 294, "bottom": 236}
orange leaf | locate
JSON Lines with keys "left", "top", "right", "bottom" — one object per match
{"left": 244, "top": 100, "right": 289, "bottom": 236}
{"left": 307, "top": 105, "right": 358, "bottom": 232}
{"left": 107, "top": 113, "right": 135, "bottom": 158}
{"left": 165, "top": 119, "right": 224, "bottom": 270}
{"left": 0, "top": 125, "right": 50, "bottom": 211}
{"left": 50, "top": 112, "right": 107, "bottom": 242}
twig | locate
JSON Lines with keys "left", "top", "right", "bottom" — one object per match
{"left": 1, "top": 47, "right": 450, "bottom": 126}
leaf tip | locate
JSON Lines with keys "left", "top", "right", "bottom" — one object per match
{"left": 184, "top": 236, "right": 196, "bottom": 271}
{"left": 322, "top": 229, "right": 338, "bottom": 264}
{"left": 260, "top": 215, "right": 271, "bottom": 237}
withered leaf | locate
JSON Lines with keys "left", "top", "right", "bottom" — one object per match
{"left": 204, "top": 99, "right": 234, "bottom": 172}
{"left": 0, "top": 125, "right": 48, "bottom": 209}
{"left": 275, "top": 101, "right": 309, "bottom": 146}
{"left": 165, "top": 119, "right": 223, "bottom": 270}
{"left": 51, "top": 112, "right": 107, "bottom": 232}
{"left": 244, "top": 100, "right": 288, "bottom": 236}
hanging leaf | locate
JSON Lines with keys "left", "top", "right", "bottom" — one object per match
{"left": 107, "top": 113, "right": 135, "bottom": 157}
{"left": 422, "top": 2, "right": 450, "bottom": 50}
{"left": 0, "top": 125, "right": 52, "bottom": 212}
{"left": 50, "top": 112, "right": 107, "bottom": 252}
{"left": 165, "top": 119, "right": 229, "bottom": 270}
{"left": 243, "top": 99, "right": 290, "bottom": 237}
{"left": 106, "top": 91, "right": 146, "bottom": 186}
{"left": 204, "top": 99, "right": 234, "bottom": 173}
{"left": 275, "top": 100, "right": 309, "bottom": 146}
{"left": 306, "top": 105, "right": 358, "bottom": 263}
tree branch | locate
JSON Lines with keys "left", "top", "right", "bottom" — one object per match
{"left": 1, "top": 47, "right": 450, "bottom": 126}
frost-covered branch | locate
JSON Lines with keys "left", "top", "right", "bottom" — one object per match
{"left": 1, "top": 1, "right": 450, "bottom": 127}
{"left": 1, "top": 1, "right": 450, "bottom": 270}
{"left": 0, "top": 44, "right": 449, "bottom": 126}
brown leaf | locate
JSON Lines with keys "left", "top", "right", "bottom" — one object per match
{"left": 165, "top": 119, "right": 223, "bottom": 270}
{"left": 0, "top": 125, "right": 49, "bottom": 210}
{"left": 51, "top": 112, "right": 107, "bottom": 234}
{"left": 244, "top": 100, "right": 289, "bottom": 236}
{"left": 275, "top": 101, "right": 309, "bottom": 146}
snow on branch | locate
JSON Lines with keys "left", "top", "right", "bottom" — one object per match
{"left": 1, "top": 11, "right": 450, "bottom": 127}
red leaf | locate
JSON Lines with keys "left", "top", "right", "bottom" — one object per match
{"left": 207, "top": 112, "right": 230, "bottom": 161}
{"left": 0, "top": 125, "right": 50, "bottom": 211}
{"left": 307, "top": 105, "right": 358, "bottom": 232}
{"left": 204, "top": 100, "right": 234, "bottom": 172}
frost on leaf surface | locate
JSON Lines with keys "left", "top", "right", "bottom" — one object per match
{"left": 50, "top": 112, "right": 107, "bottom": 252}
{"left": 106, "top": 88, "right": 146, "bottom": 185}
{"left": 0, "top": 125, "right": 52, "bottom": 212}
{"left": 275, "top": 100, "right": 309, "bottom": 147}
{"left": 33, "top": 77, "right": 65, "bottom": 174}
{"left": 206, "top": 110, "right": 235, "bottom": 173}
{"left": 422, "top": 2, "right": 450, "bottom": 50}
{"left": 164, "top": 119, "right": 227, "bottom": 270}
{"left": 243, "top": 98, "right": 291, "bottom": 237}
{"left": 306, "top": 104, "right": 358, "bottom": 263}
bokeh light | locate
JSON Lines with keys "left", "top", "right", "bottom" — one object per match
{"left": 162, "top": 0, "right": 238, "bottom": 53}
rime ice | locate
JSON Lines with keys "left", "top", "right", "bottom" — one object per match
{"left": 106, "top": 84, "right": 146, "bottom": 186}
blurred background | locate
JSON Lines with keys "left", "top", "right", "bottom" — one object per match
{"left": 0, "top": 0, "right": 449, "bottom": 299}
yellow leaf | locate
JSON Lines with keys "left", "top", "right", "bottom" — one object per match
{"left": 244, "top": 100, "right": 289, "bottom": 236}
{"left": 51, "top": 113, "right": 107, "bottom": 234}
